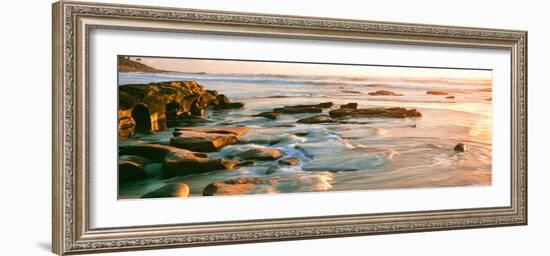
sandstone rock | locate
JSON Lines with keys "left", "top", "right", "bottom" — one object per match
{"left": 279, "top": 157, "right": 300, "bottom": 166}
{"left": 297, "top": 115, "right": 335, "bottom": 124}
{"left": 329, "top": 107, "right": 422, "bottom": 118}
{"left": 162, "top": 149, "right": 239, "bottom": 178}
{"left": 454, "top": 143, "right": 466, "bottom": 152}
{"left": 253, "top": 111, "right": 280, "bottom": 120}
{"left": 170, "top": 127, "right": 250, "bottom": 152}
{"left": 119, "top": 144, "right": 184, "bottom": 162}
{"left": 340, "top": 102, "right": 358, "bottom": 109}
{"left": 212, "top": 94, "right": 244, "bottom": 110}
{"left": 118, "top": 80, "right": 230, "bottom": 136}
{"left": 216, "top": 94, "right": 230, "bottom": 105}
{"left": 141, "top": 183, "right": 190, "bottom": 198}
{"left": 203, "top": 177, "right": 279, "bottom": 196}
{"left": 236, "top": 147, "right": 283, "bottom": 160}
{"left": 118, "top": 116, "right": 135, "bottom": 139}
{"left": 368, "top": 90, "right": 403, "bottom": 96}
{"left": 118, "top": 160, "right": 150, "bottom": 183}
{"left": 426, "top": 90, "right": 449, "bottom": 95}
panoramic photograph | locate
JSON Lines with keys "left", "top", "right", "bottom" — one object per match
{"left": 117, "top": 55, "right": 493, "bottom": 199}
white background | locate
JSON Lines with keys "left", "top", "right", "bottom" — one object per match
{"left": 90, "top": 29, "right": 511, "bottom": 227}
{"left": 0, "top": 0, "right": 547, "bottom": 255}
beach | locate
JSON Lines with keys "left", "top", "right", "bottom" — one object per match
{"left": 118, "top": 71, "right": 492, "bottom": 199}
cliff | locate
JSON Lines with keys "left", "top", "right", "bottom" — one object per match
{"left": 118, "top": 80, "right": 243, "bottom": 138}
{"left": 118, "top": 56, "right": 164, "bottom": 73}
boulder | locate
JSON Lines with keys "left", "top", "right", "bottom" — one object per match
{"left": 340, "top": 102, "right": 358, "bottom": 109}
{"left": 368, "top": 90, "right": 403, "bottom": 96}
{"left": 119, "top": 155, "right": 151, "bottom": 166}
{"left": 119, "top": 144, "right": 185, "bottom": 162}
{"left": 279, "top": 157, "right": 300, "bottom": 166}
{"left": 236, "top": 147, "right": 283, "bottom": 160}
{"left": 454, "top": 143, "right": 466, "bottom": 152}
{"left": 216, "top": 94, "right": 230, "bottom": 105}
{"left": 118, "top": 160, "right": 150, "bottom": 183}
{"left": 329, "top": 107, "right": 422, "bottom": 118}
{"left": 253, "top": 111, "right": 280, "bottom": 120}
{"left": 212, "top": 94, "right": 245, "bottom": 110}
{"left": 297, "top": 115, "right": 335, "bottom": 124}
{"left": 170, "top": 127, "right": 250, "bottom": 152}
{"left": 203, "top": 177, "right": 279, "bottom": 196}
{"left": 426, "top": 90, "right": 449, "bottom": 95}
{"left": 162, "top": 149, "right": 239, "bottom": 178}
{"left": 141, "top": 183, "right": 190, "bottom": 198}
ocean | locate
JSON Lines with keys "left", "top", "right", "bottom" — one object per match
{"left": 118, "top": 71, "right": 492, "bottom": 198}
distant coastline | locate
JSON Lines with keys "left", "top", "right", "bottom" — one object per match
{"left": 118, "top": 56, "right": 166, "bottom": 73}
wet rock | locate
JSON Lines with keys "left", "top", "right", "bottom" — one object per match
{"left": 273, "top": 106, "right": 323, "bottom": 114}
{"left": 119, "top": 160, "right": 150, "bottom": 183}
{"left": 294, "top": 145, "right": 314, "bottom": 158}
{"left": 253, "top": 111, "right": 280, "bottom": 120}
{"left": 118, "top": 116, "right": 135, "bottom": 139}
{"left": 141, "top": 183, "right": 190, "bottom": 198}
{"left": 454, "top": 143, "right": 466, "bottom": 152}
{"left": 119, "top": 144, "right": 184, "bottom": 162}
{"left": 215, "top": 102, "right": 245, "bottom": 110}
{"left": 446, "top": 96, "right": 455, "bottom": 99}
{"left": 340, "top": 89, "right": 362, "bottom": 94}
{"left": 340, "top": 102, "right": 358, "bottom": 109}
{"left": 426, "top": 90, "right": 449, "bottom": 95}
{"left": 216, "top": 94, "right": 230, "bottom": 105}
{"left": 368, "top": 90, "right": 403, "bottom": 96}
{"left": 315, "top": 102, "right": 334, "bottom": 108}
{"left": 265, "top": 166, "right": 282, "bottom": 175}
{"left": 203, "top": 177, "right": 279, "bottom": 196}
{"left": 239, "top": 160, "right": 256, "bottom": 166}
{"left": 329, "top": 107, "right": 422, "bottom": 118}
{"left": 162, "top": 149, "right": 239, "bottom": 178}
{"left": 279, "top": 157, "right": 300, "bottom": 166}
{"left": 273, "top": 102, "right": 333, "bottom": 114}
{"left": 119, "top": 155, "right": 151, "bottom": 166}
{"left": 118, "top": 80, "right": 245, "bottom": 136}
{"left": 294, "top": 131, "right": 310, "bottom": 137}
{"left": 236, "top": 147, "right": 283, "bottom": 160}
{"left": 212, "top": 94, "right": 244, "bottom": 110}
{"left": 297, "top": 115, "right": 335, "bottom": 124}
{"left": 170, "top": 127, "right": 250, "bottom": 152}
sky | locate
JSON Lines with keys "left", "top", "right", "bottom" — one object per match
{"left": 128, "top": 56, "right": 492, "bottom": 81}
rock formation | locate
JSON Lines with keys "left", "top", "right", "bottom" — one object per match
{"left": 329, "top": 107, "right": 422, "bottom": 118}
{"left": 118, "top": 80, "right": 244, "bottom": 138}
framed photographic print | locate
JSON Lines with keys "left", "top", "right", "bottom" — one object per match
{"left": 52, "top": 1, "right": 527, "bottom": 255}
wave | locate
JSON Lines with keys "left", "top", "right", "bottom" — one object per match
{"left": 119, "top": 72, "right": 492, "bottom": 92}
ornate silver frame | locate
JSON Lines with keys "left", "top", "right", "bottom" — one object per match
{"left": 52, "top": 1, "right": 527, "bottom": 255}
